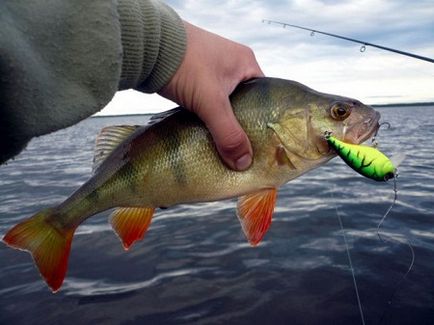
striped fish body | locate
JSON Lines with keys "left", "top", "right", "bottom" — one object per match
{"left": 2, "top": 77, "right": 381, "bottom": 292}
{"left": 85, "top": 78, "right": 380, "bottom": 209}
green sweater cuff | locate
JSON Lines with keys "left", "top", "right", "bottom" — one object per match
{"left": 118, "top": 0, "right": 186, "bottom": 93}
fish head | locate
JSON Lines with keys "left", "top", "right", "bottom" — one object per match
{"left": 301, "top": 93, "right": 380, "bottom": 157}
{"left": 326, "top": 99, "right": 380, "bottom": 144}
{"left": 269, "top": 80, "right": 380, "bottom": 161}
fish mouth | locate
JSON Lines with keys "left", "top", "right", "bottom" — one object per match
{"left": 345, "top": 110, "right": 381, "bottom": 144}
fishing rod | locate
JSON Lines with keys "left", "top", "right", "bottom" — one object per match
{"left": 262, "top": 19, "right": 434, "bottom": 64}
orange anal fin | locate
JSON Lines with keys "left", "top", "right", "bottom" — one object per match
{"left": 2, "top": 209, "right": 75, "bottom": 293}
{"left": 237, "top": 188, "right": 277, "bottom": 246}
{"left": 110, "top": 207, "right": 155, "bottom": 251}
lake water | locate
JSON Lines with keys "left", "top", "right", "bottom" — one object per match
{"left": 1, "top": 106, "right": 433, "bottom": 324}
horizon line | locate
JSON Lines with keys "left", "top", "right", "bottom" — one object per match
{"left": 94, "top": 101, "right": 434, "bottom": 118}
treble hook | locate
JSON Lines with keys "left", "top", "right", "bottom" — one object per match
{"left": 311, "top": 31, "right": 315, "bottom": 37}
{"left": 371, "top": 121, "right": 392, "bottom": 147}
{"left": 379, "top": 122, "right": 391, "bottom": 129}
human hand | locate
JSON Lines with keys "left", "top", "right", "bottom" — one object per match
{"left": 159, "top": 21, "right": 264, "bottom": 171}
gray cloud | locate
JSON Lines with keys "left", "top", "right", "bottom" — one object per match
{"left": 103, "top": 0, "right": 434, "bottom": 115}
{"left": 168, "top": 0, "right": 433, "bottom": 51}
{"left": 165, "top": 0, "right": 434, "bottom": 104}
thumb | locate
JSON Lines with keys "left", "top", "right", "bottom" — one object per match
{"left": 194, "top": 92, "right": 252, "bottom": 171}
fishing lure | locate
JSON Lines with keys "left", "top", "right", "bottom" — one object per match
{"left": 325, "top": 132, "right": 396, "bottom": 181}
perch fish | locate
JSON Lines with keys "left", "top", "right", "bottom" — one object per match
{"left": 3, "top": 78, "right": 380, "bottom": 292}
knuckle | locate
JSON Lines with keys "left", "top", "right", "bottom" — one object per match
{"left": 241, "top": 45, "right": 256, "bottom": 61}
{"left": 238, "top": 47, "right": 263, "bottom": 79}
{"left": 244, "top": 46, "right": 255, "bottom": 58}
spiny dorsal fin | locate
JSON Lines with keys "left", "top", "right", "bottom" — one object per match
{"left": 93, "top": 125, "right": 139, "bottom": 172}
{"left": 148, "top": 107, "right": 183, "bottom": 125}
{"left": 237, "top": 188, "right": 277, "bottom": 246}
{"left": 110, "top": 207, "right": 155, "bottom": 250}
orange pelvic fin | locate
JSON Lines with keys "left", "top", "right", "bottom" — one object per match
{"left": 110, "top": 207, "right": 155, "bottom": 250}
{"left": 2, "top": 209, "right": 76, "bottom": 293}
{"left": 237, "top": 188, "right": 277, "bottom": 246}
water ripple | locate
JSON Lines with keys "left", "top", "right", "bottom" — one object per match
{"left": 62, "top": 267, "right": 219, "bottom": 297}
{"left": 1, "top": 108, "right": 434, "bottom": 324}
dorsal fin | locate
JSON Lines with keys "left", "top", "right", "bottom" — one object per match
{"left": 148, "top": 107, "right": 183, "bottom": 125}
{"left": 92, "top": 125, "right": 139, "bottom": 172}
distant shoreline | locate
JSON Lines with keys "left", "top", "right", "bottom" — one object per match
{"left": 93, "top": 102, "right": 434, "bottom": 118}
{"left": 371, "top": 102, "right": 434, "bottom": 108}
{"left": 92, "top": 113, "right": 154, "bottom": 118}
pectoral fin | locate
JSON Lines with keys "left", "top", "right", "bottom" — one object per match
{"left": 237, "top": 188, "right": 277, "bottom": 246}
{"left": 110, "top": 207, "right": 155, "bottom": 250}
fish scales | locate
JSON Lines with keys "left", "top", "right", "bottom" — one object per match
{"left": 2, "top": 77, "right": 381, "bottom": 292}
{"left": 142, "top": 97, "right": 278, "bottom": 206}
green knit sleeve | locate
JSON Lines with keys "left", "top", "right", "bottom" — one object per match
{"left": 0, "top": 0, "right": 186, "bottom": 164}
{"left": 117, "top": 0, "right": 186, "bottom": 93}
{"left": 0, "top": 0, "right": 123, "bottom": 164}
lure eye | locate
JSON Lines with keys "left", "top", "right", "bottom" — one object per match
{"left": 384, "top": 172, "right": 395, "bottom": 181}
{"left": 330, "top": 102, "right": 352, "bottom": 121}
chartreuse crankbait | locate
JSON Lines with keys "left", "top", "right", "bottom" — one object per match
{"left": 325, "top": 132, "right": 396, "bottom": 181}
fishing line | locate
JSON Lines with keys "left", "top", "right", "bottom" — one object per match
{"left": 376, "top": 175, "right": 415, "bottom": 324}
{"left": 377, "top": 176, "right": 415, "bottom": 286}
{"left": 262, "top": 20, "right": 434, "bottom": 64}
{"left": 331, "top": 186, "right": 366, "bottom": 325}
{"left": 376, "top": 176, "right": 398, "bottom": 242}
{"left": 369, "top": 126, "right": 415, "bottom": 321}
{"left": 331, "top": 171, "right": 414, "bottom": 325}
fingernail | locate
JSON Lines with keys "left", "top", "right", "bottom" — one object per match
{"left": 235, "top": 154, "right": 252, "bottom": 171}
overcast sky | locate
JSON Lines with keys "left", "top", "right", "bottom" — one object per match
{"left": 100, "top": 0, "right": 434, "bottom": 115}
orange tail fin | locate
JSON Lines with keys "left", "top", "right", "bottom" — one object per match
{"left": 2, "top": 209, "right": 76, "bottom": 293}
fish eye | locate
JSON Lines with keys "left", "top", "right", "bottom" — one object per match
{"left": 330, "top": 102, "right": 352, "bottom": 120}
